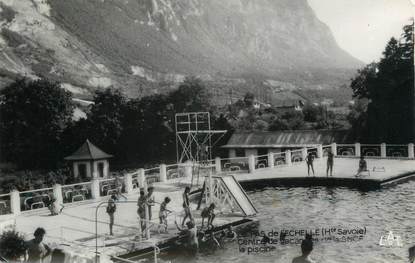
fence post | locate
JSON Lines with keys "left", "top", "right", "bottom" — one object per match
{"left": 408, "top": 143, "right": 414, "bottom": 159}
{"left": 10, "top": 190, "right": 21, "bottom": 216}
{"left": 379, "top": 143, "right": 387, "bottom": 158}
{"left": 91, "top": 178, "right": 101, "bottom": 199}
{"left": 184, "top": 161, "right": 193, "bottom": 178}
{"left": 248, "top": 154, "right": 256, "bottom": 173}
{"left": 317, "top": 145, "right": 323, "bottom": 158}
{"left": 331, "top": 143, "right": 337, "bottom": 156}
{"left": 285, "top": 150, "right": 292, "bottom": 166}
{"left": 138, "top": 168, "right": 146, "bottom": 189}
{"left": 159, "top": 164, "right": 167, "bottom": 182}
{"left": 143, "top": 186, "right": 150, "bottom": 239}
{"left": 355, "top": 143, "right": 361, "bottom": 157}
{"left": 124, "top": 173, "right": 133, "bottom": 193}
{"left": 302, "top": 148, "right": 308, "bottom": 161}
{"left": 268, "top": 152, "right": 274, "bottom": 168}
{"left": 52, "top": 184, "right": 63, "bottom": 206}
{"left": 215, "top": 157, "right": 222, "bottom": 174}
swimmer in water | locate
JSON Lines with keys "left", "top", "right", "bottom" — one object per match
{"left": 175, "top": 220, "right": 199, "bottom": 252}
{"left": 292, "top": 234, "right": 315, "bottom": 263}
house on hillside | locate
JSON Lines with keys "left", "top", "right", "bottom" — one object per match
{"left": 221, "top": 130, "right": 353, "bottom": 160}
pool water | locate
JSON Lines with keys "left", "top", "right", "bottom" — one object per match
{"left": 157, "top": 180, "right": 415, "bottom": 263}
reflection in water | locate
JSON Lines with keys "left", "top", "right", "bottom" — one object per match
{"left": 153, "top": 181, "right": 415, "bottom": 263}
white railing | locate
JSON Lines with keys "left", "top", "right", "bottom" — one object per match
{"left": 167, "top": 164, "right": 187, "bottom": 180}
{"left": 19, "top": 187, "right": 53, "bottom": 211}
{"left": 0, "top": 193, "right": 12, "bottom": 215}
{"left": 220, "top": 156, "right": 249, "bottom": 172}
{"left": 4, "top": 142, "right": 414, "bottom": 217}
{"left": 144, "top": 167, "right": 161, "bottom": 184}
{"left": 61, "top": 182, "right": 93, "bottom": 204}
{"left": 98, "top": 178, "right": 123, "bottom": 197}
{"left": 254, "top": 154, "right": 268, "bottom": 169}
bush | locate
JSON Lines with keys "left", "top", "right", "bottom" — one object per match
{"left": 0, "top": 230, "right": 27, "bottom": 261}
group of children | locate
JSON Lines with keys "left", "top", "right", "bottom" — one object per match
{"left": 105, "top": 185, "right": 217, "bottom": 237}
{"left": 305, "top": 149, "right": 369, "bottom": 177}
{"left": 181, "top": 186, "right": 216, "bottom": 230}
{"left": 305, "top": 150, "right": 334, "bottom": 177}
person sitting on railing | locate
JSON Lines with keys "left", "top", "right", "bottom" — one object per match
{"left": 355, "top": 156, "right": 368, "bottom": 177}
{"left": 201, "top": 203, "right": 216, "bottom": 230}
{"left": 158, "top": 197, "right": 172, "bottom": 233}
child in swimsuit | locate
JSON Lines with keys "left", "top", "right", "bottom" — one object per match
{"left": 158, "top": 196, "right": 171, "bottom": 233}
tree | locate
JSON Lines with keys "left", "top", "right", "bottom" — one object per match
{"left": 168, "top": 77, "right": 211, "bottom": 113}
{"left": 85, "top": 88, "right": 127, "bottom": 157}
{"left": 302, "top": 103, "right": 323, "bottom": 122}
{"left": 119, "top": 94, "right": 175, "bottom": 164}
{"left": 349, "top": 21, "right": 414, "bottom": 143}
{"left": 0, "top": 78, "right": 74, "bottom": 169}
{"left": 282, "top": 110, "right": 305, "bottom": 130}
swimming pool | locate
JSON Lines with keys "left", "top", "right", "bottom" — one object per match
{"left": 155, "top": 180, "right": 415, "bottom": 262}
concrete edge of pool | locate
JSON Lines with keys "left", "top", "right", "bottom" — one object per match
{"left": 113, "top": 218, "right": 259, "bottom": 262}
{"left": 237, "top": 172, "right": 415, "bottom": 190}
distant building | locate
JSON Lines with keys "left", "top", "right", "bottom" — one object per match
{"left": 221, "top": 130, "right": 352, "bottom": 159}
{"left": 64, "top": 139, "right": 113, "bottom": 180}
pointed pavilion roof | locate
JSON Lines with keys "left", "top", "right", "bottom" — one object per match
{"left": 64, "top": 139, "right": 113, "bottom": 161}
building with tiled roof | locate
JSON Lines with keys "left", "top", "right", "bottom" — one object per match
{"left": 65, "top": 139, "right": 113, "bottom": 179}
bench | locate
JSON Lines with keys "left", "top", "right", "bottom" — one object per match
{"left": 0, "top": 201, "right": 7, "bottom": 209}
{"left": 31, "top": 202, "right": 45, "bottom": 210}
{"left": 72, "top": 194, "right": 85, "bottom": 202}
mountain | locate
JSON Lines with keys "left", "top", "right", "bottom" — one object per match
{"left": 0, "top": 0, "right": 362, "bottom": 102}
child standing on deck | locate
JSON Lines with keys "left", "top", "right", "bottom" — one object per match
{"left": 355, "top": 156, "right": 368, "bottom": 177}
{"left": 146, "top": 187, "right": 155, "bottom": 220}
{"left": 181, "top": 186, "right": 193, "bottom": 226}
{"left": 326, "top": 149, "right": 334, "bottom": 177}
{"left": 106, "top": 195, "right": 117, "bottom": 236}
{"left": 201, "top": 203, "right": 216, "bottom": 229}
{"left": 305, "top": 152, "right": 315, "bottom": 176}
{"left": 158, "top": 197, "right": 172, "bottom": 233}
{"left": 137, "top": 190, "right": 146, "bottom": 232}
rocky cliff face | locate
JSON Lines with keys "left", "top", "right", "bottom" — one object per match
{"left": 0, "top": 0, "right": 362, "bottom": 100}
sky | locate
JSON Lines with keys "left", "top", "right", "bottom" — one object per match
{"left": 308, "top": 0, "right": 414, "bottom": 63}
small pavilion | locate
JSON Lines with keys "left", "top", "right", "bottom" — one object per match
{"left": 64, "top": 139, "right": 113, "bottom": 179}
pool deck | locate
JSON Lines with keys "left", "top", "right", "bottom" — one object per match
{"left": 10, "top": 177, "right": 256, "bottom": 262}
{"left": 234, "top": 157, "right": 415, "bottom": 190}
{"left": 5, "top": 157, "right": 415, "bottom": 261}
